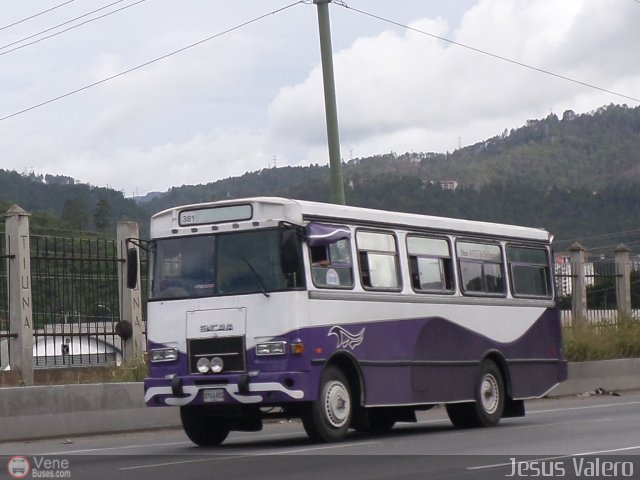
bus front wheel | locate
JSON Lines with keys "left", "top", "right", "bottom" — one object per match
{"left": 180, "top": 406, "right": 231, "bottom": 446}
{"left": 446, "top": 360, "right": 505, "bottom": 428}
{"left": 302, "top": 366, "right": 352, "bottom": 442}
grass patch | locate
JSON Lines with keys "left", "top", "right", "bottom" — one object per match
{"left": 110, "top": 354, "right": 147, "bottom": 382}
{"left": 563, "top": 315, "right": 640, "bottom": 361}
{"left": 11, "top": 356, "right": 148, "bottom": 386}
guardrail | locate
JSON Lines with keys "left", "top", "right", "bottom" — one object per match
{"left": 1, "top": 359, "right": 638, "bottom": 443}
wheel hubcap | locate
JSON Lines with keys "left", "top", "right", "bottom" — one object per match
{"left": 481, "top": 373, "right": 500, "bottom": 414}
{"left": 323, "top": 381, "right": 350, "bottom": 427}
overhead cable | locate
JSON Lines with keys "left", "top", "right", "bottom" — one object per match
{"left": 336, "top": 3, "right": 640, "bottom": 103}
{"left": 555, "top": 228, "right": 640, "bottom": 245}
{"left": 0, "top": 0, "right": 128, "bottom": 52}
{"left": 0, "top": 1, "right": 305, "bottom": 122}
{"left": 0, "top": 0, "right": 77, "bottom": 32}
{"left": 0, "top": 0, "right": 147, "bottom": 57}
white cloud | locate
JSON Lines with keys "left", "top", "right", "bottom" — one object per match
{"left": 50, "top": 128, "right": 271, "bottom": 194}
{"left": 267, "top": 0, "right": 640, "bottom": 165}
{"left": 1, "top": 0, "right": 638, "bottom": 195}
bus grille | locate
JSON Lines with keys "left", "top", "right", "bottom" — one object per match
{"left": 188, "top": 336, "right": 246, "bottom": 374}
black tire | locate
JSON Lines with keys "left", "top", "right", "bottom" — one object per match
{"left": 366, "top": 410, "right": 396, "bottom": 433}
{"left": 302, "top": 366, "right": 352, "bottom": 442}
{"left": 446, "top": 360, "right": 505, "bottom": 428}
{"left": 352, "top": 409, "right": 396, "bottom": 433}
{"left": 180, "top": 406, "right": 231, "bottom": 446}
{"left": 445, "top": 402, "right": 478, "bottom": 428}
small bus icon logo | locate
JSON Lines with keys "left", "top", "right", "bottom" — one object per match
{"left": 7, "top": 456, "right": 30, "bottom": 479}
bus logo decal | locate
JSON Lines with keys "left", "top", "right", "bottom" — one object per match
{"left": 328, "top": 326, "right": 365, "bottom": 350}
{"left": 200, "top": 323, "right": 234, "bottom": 333}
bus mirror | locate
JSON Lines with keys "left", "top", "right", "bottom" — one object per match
{"left": 280, "top": 229, "right": 300, "bottom": 274}
{"left": 126, "top": 248, "right": 138, "bottom": 289}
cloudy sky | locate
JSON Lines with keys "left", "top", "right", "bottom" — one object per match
{"left": 1, "top": 0, "right": 638, "bottom": 196}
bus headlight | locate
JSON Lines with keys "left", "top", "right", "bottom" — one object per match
{"left": 150, "top": 347, "right": 178, "bottom": 363}
{"left": 256, "top": 341, "right": 287, "bottom": 356}
{"left": 196, "top": 357, "right": 211, "bottom": 373}
{"left": 210, "top": 357, "right": 224, "bottom": 373}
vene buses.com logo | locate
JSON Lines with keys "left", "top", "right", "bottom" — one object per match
{"left": 7, "top": 456, "right": 30, "bottom": 479}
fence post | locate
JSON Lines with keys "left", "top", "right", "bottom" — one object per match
{"left": 569, "top": 242, "right": 587, "bottom": 326}
{"left": 117, "top": 221, "right": 144, "bottom": 361}
{"left": 615, "top": 243, "right": 631, "bottom": 318}
{"left": 5, "top": 205, "right": 34, "bottom": 386}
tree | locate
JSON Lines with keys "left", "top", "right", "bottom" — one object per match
{"left": 60, "top": 198, "right": 90, "bottom": 231}
{"left": 94, "top": 198, "right": 112, "bottom": 233}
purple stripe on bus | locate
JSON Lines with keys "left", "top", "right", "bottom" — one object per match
{"left": 145, "top": 308, "right": 565, "bottom": 407}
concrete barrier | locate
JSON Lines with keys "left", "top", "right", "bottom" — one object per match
{"left": 1, "top": 359, "right": 639, "bottom": 443}
{"left": 1, "top": 383, "right": 180, "bottom": 442}
{"left": 547, "top": 358, "right": 640, "bottom": 397}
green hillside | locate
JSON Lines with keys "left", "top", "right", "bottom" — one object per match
{"left": 2, "top": 104, "right": 639, "bottom": 252}
{"left": 0, "top": 172, "right": 147, "bottom": 235}
{"left": 141, "top": 104, "right": 640, "bottom": 252}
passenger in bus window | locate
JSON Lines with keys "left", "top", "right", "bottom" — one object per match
{"left": 310, "top": 241, "right": 353, "bottom": 288}
{"left": 310, "top": 246, "right": 330, "bottom": 266}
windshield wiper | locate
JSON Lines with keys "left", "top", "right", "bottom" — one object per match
{"left": 239, "top": 255, "right": 270, "bottom": 298}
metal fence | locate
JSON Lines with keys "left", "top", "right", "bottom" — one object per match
{"left": 555, "top": 253, "right": 639, "bottom": 328}
{"left": 585, "top": 258, "right": 619, "bottom": 318}
{"left": 632, "top": 271, "right": 640, "bottom": 310}
{"left": 30, "top": 235, "right": 123, "bottom": 368}
{"left": 0, "top": 232, "right": 9, "bottom": 370}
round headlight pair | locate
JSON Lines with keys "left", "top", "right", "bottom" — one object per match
{"left": 196, "top": 356, "right": 224, "bottom": 373}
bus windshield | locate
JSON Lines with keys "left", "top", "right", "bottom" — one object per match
{"left": 150, "top": 228, "right": 305, "bottom": 300}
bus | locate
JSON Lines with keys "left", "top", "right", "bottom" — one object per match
{"left": 130, "top": 197, "right": 567, "bottom": 445}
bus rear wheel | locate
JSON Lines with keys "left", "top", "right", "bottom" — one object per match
{"left": 302, "top": 366, "right": 352, "bottom": 442}
{"left": 446, "top": 359, "right": 505, "bottom": 428}
{"left": 180, "top": 406, "right": 231, "bottom": 446}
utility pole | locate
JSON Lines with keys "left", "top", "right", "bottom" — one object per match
{"left": 314, "top": 0, "right": 345, "bottom": 205}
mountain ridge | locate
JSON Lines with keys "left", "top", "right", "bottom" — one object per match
{"left": 2, "top": 103, "right": 639, "bottom": 251}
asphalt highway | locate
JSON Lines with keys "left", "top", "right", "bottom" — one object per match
{"left": 2, "top": 391, "right": 640, "bottom": 480}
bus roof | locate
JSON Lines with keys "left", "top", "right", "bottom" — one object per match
{"left": 151, "top": 197, "right": 551, "bottom": 242}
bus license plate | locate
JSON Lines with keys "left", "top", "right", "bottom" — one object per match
{"left": 203, "top": 389, "right": 225, "bottom": 402}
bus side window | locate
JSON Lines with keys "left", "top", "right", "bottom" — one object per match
{"left": 359, "top": 252, "right": 371, "bottom": 287}
{"left": 507, "top": 246, "right": 552, "bottom": 298}
{"left": 407, "top": 236, "right": 454, "bottom": 293}
{"left": 356, "top": 231, "right": 401, "bottom": 290}
{"left": 310, "top": 238, "right": 354, "bottom": 288}
{"left": 456, "top": 241, "right": 505, "bottom": 296}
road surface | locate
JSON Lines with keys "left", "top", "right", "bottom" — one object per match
{"left": 2, "top": 391, "right": 640, "bottom": 479}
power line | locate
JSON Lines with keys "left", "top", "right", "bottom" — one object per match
{"left": 0, "top": 0, "right": 78, "bottom": 31}
{"left": 585, "top": 241, "right": 640, "bottom": 254}
{"left": 0, "top": 1, "right": 305, "bottom": 122}
{"left": 335, "top": 3, "right": 640, "bottom": 103}
{"left": 0, "top": 0, "right": 147, "bottom": 57}
{"left": 0, "top": 0, "right": 128, "bottom": 52}
{"left": 555, "top": 228, "right": 640, "bottom": 245}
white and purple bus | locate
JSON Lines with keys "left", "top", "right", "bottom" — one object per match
{"left": 135, "top": 197, "right": 566, "bottom": 445}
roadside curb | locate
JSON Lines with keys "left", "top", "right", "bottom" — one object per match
{"left": 1, "top": 383, "right": 180, "bottom": 443}
{"left": 547, "top": 358, "right": 640, "bottom": 397}
{"left": 2, "top": 359, "right": 639, "bottom": 443}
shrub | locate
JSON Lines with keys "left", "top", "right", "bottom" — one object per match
{"left": 111, "top": 354, "right": 147, "bottom": 382}
{"left": 563, "top": 315, "right": 640, "bottom": 361}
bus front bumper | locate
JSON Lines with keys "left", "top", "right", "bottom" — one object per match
{"left": 144, "top": 372, "right": 311, "bottom": 407}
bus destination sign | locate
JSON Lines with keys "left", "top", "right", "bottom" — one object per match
{"left": 178, "top": 204, "right": 252, "bottom": 226}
